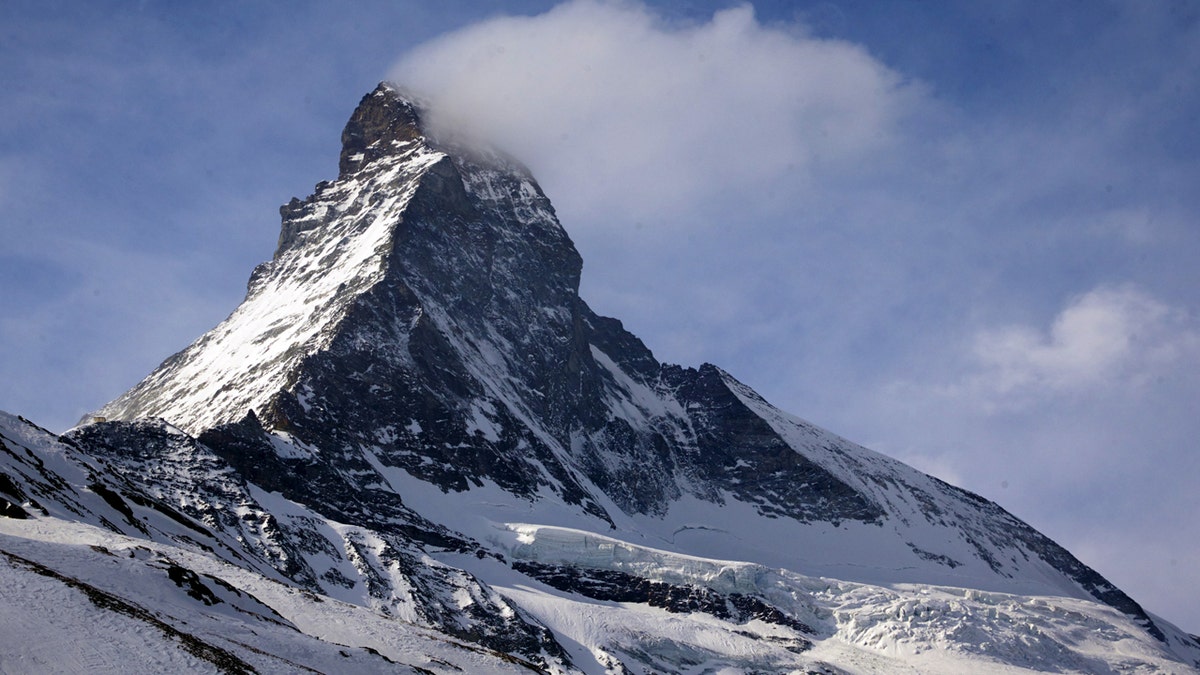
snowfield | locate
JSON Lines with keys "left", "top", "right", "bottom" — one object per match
{"left": 0, "top": 517, "right": 547, "bottom": 675}
{"left": 3, "top": 512, "right": 1195, "bottom": 674}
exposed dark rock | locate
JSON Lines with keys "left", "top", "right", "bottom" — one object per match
{"left": 513, "top": 560, "right": 813, "bottom": 644}
{"left": 165, "top": 562, "right": 223, "bottom": 606}
{"left": 339, "top": 84, "right": 425, "bottom": 177}
{"left": 0, "top": 498, "right": 27, "bottom": 519}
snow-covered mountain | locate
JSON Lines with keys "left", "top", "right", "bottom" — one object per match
{"left": 4, "top": 83, "right": 1198, "bottom": 673}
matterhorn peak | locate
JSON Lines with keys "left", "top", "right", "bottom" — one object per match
{"left": 96, "top": 82, "right": 576, "bottom": 430}
{"left": 64, "top": 82, "right": 1200, "bottom": 673}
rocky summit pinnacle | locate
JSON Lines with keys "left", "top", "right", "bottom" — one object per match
{"left": 32, "top": 82, "right": 1193, "bottom": 672}
{"left": 339, "top": 83, "right": 427, "bottom": 177}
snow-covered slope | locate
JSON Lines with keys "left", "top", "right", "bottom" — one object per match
{"left": 2, "top": 83, "right": 1194, "bottom": 672}
{"left": 6, "top": 410, "right": 1198, "bottom": 673}
{"left": 482, "top": 524, "right": 1197, "bottom": 674}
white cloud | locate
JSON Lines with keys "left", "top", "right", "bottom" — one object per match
{"left": 967, "top": 285, "right": 1198, "bottom": 406}
{"left": 389, "top": 0, "right": 919, "bottom": 225}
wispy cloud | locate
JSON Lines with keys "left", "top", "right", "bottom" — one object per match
{"left": 391, "top": 1, "right": 922, "bottom": 225}
{"left": 967, "top": 285, "right": 1199, "bottom": 406}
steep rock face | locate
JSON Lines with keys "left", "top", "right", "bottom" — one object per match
{"left": 93, "top": 84, "right": 876, "bottom": 527}
{"left": 86, "top": 83, "right": 1176, "bottom": 654}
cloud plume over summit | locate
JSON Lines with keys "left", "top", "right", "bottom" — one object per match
{"left": 391, "top": 1, "right": 920, "bottom": 225}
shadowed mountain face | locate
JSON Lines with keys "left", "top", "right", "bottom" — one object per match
{"left": 37, "top": 83, "right": 1195, "bottom": 671}
{"left": 93, "top": 84, "right": 880, "bottom": 527}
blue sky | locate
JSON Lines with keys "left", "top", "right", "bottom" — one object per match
{"left": 3, "top": 1, "right": 1198, "bottom": 631}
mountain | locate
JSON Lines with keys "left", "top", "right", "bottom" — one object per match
{"left": 3, "top": 83, "right": 1198, "bottom": 673}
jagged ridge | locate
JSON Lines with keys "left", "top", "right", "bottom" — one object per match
{"left": 49, "top": 83, "right": 1199, "bottom": 671}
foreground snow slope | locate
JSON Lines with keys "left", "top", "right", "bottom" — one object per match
{"left": 3, "top": 510, "right": 1195, "bottom": 674}
{"left": 0, "top": 520, "right": 551, "bottom": 675}
{"left": 5, "top": 410, "right": 1199, "bottom": 673}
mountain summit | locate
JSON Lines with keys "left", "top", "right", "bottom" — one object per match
{"left": 2, "top": 83, "right": 1194, "bottom": 672}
